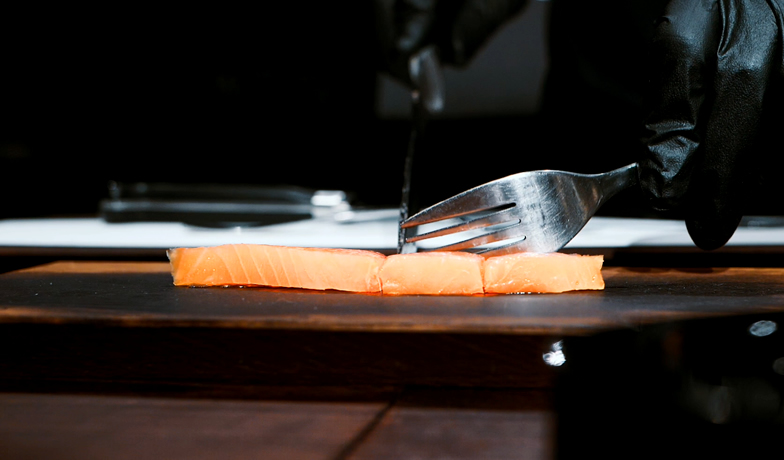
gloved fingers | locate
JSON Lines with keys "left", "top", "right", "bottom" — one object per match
{"left": 640, "top": 0, "right": 721, "bottom": 212}
{"left": 445, "top": 0, "right": 528, "bottom": 65}
{"left": 685, "top": 0, "right": 781, "bottom": 250}
{"left": 375, "top": 0, "right": 439, "bottom": 84}
{"left": 376, "top": 0, "right": 527, "bottom": 81}
{"left": 769, "top": 1, "right": 784, "bottom": 82}
{"left": 394, "top": 0, "right": 440, "bottom": 57}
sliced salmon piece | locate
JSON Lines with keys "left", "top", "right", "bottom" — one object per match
{"left": 483, "top": 252, "right": 604, "bottom": 294}
{"left": 169, "top": 244, "right": 604, "bottom": 295}
{"left": 168, "top": 244, "right": 386, "bottom": 292}
{"left": 379, "top": 252, "right": 484, "bottom": 296}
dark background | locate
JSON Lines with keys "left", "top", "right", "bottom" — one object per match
{"left": 0, "top": 2, "right": 657, "bottom": 220}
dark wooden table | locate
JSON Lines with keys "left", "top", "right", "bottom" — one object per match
{"left": 2, "top": 261, "right": 784, "bottom": 459}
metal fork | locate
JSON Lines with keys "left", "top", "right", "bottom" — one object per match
{"left": 400, "top": 163, "right": 639, "bottom": 256}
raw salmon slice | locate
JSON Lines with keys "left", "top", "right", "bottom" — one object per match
{"left": 483, "top": 252, "right": 604, "bottom": 294}
{"left": 379, "top": 251, "right": 484, "bottom": 296}
{"left": 168, "top": 244, "right": 386, "bottom": 292}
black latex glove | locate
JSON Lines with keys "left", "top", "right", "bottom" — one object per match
{"left": 640, "top": 0, "right": 784, "bottom": 250}
{"left": 375, "top": 0, "right": 527, "bottom": 83}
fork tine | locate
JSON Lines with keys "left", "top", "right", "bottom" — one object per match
{"left": 405, "top": 207, "right": 518, "bottom": 243}
{"left": 400, "top": 179, "right": 516, "bottom": 228}
{"left": 478, "top": 238, "right": 533, "bottom": 257}
{"left": 424, "top": 222, "right": 527, "bottom": 252}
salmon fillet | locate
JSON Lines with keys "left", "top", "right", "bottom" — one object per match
{"left": 168, "top": 244, "right": 386, "bottom": 293}
{"left": 379, "top": 252, "right": 485, "bottom": 296}
{"left": 168, "top": 245, "right": 605, "bottom": 294}
{"left": 483, "top": 252, "right": 604, "bottom": 294}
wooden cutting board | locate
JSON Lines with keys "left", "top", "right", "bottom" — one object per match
{"left": 1, "top": 261, "right": 783, "bottom": 388}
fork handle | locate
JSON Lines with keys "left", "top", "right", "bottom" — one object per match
{"left": 597, "top": 163, "right": 639, "bottom": 206}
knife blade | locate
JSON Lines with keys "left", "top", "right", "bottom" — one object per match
{"left": 397, "top": 46, "right": 445, "bottom": 254}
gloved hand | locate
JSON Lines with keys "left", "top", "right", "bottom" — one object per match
{"left": 375, "top": 0, "right": 527, "bottom": 84}
{"left": 640, "top": 0, "right": 784, "bottom": 250}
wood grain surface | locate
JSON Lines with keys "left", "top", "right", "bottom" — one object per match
{"left": 349, "top": 388, "right": 554, "bottom": 460}
{"left": 0, "top": 387, "right": 557, "bottom": 460}
{"left": 0, "top": 392, "right": 386, "bottom": 460}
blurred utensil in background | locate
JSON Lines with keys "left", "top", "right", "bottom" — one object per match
{"left": 100, "top": 181, "right": 398, "bottom": 227}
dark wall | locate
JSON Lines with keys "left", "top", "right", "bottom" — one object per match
{"left": 0, "top": 2, "right": 663, "bottom": 219}
{"left": 0, "top": 4, "right": 389, "bottom": 217}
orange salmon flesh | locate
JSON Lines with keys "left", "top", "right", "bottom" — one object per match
{"left": 379, "top": 252, "right": 485, "bottom": 296}
{"left": 168, "top": 244, "right": 604, "bottom": 295}
{"left": 483, "top": 252, "right": 605, "bottom": 294}
{"left": 167, "top": 244, "right": 386, "bottom": 293}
